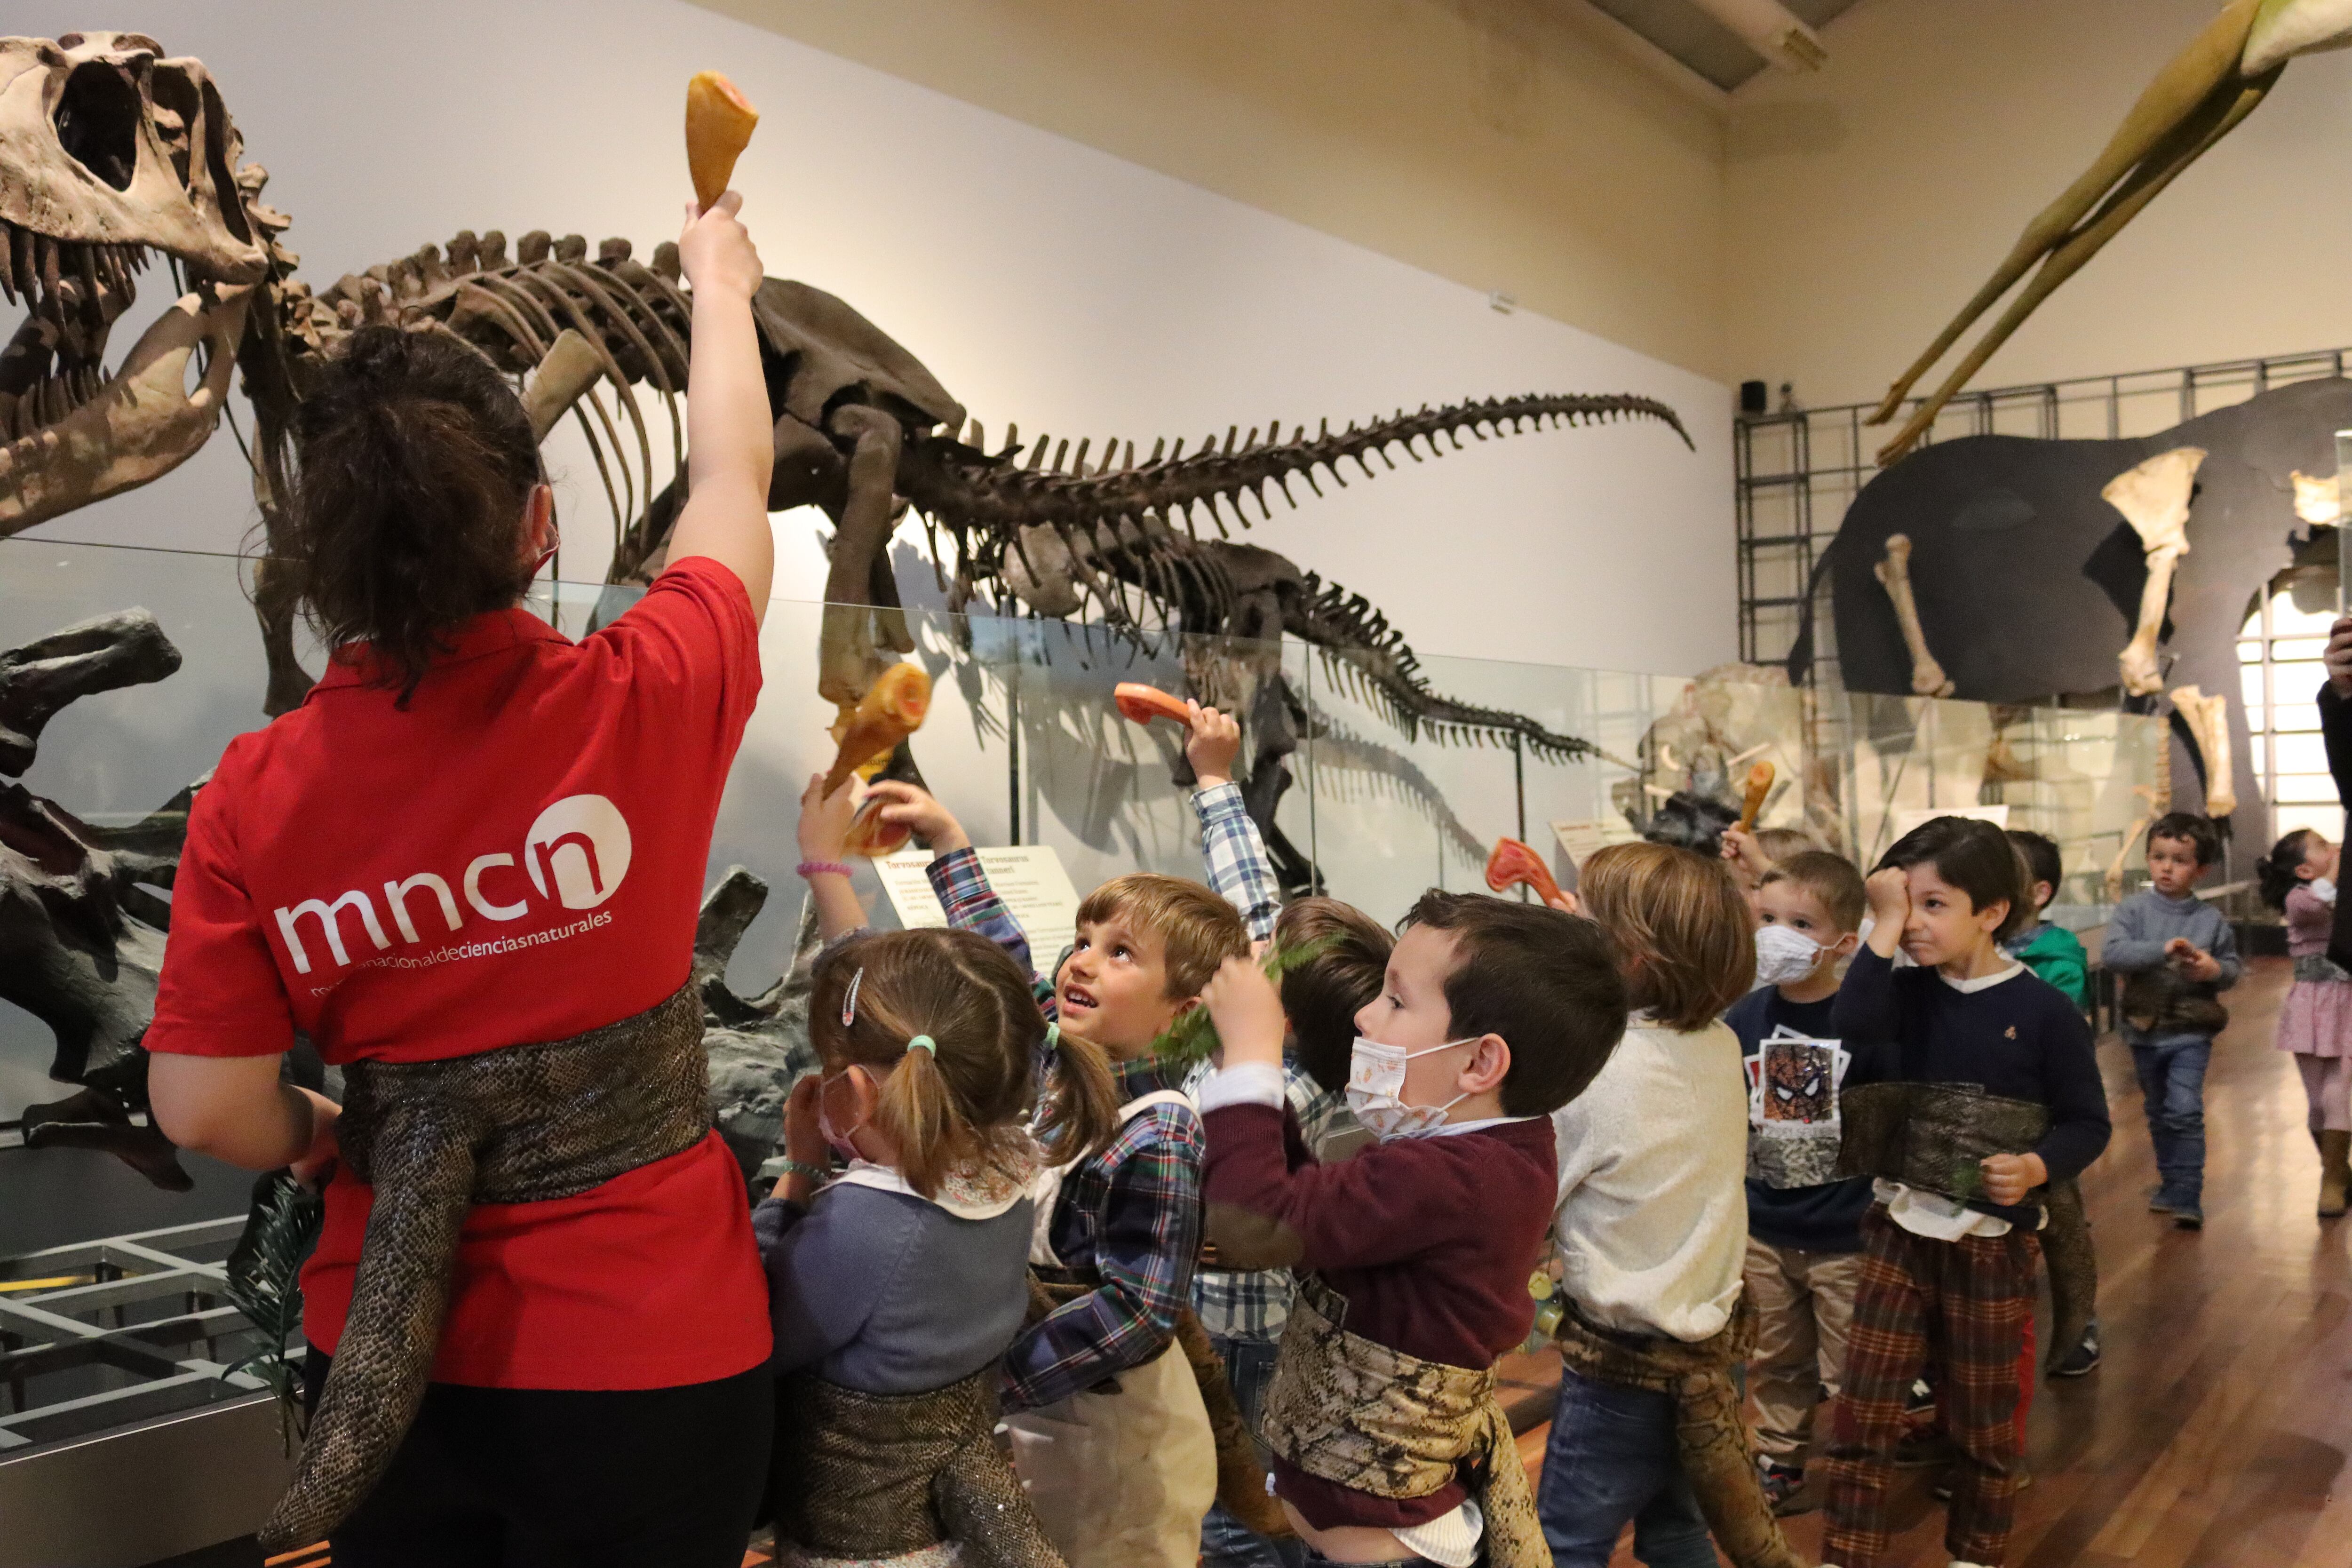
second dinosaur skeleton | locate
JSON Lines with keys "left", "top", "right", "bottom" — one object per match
{"left": 2104, "top": 446, "right": 2206, "bottom": 698}
{"left": 1874, "top": 533, "right": 1954, "bottom": 697}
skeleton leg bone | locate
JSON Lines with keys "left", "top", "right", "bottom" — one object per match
{"left": 818, "top": 405, "right": 912, "bottom": 708}
{"left": 1874, "top": 533, "right": 1955, "bottom": 697}
{"left": 2106, "top": 447, "right": 2206, "bottom": 696}
{"left": 2169, "top": 684, "right": 2237, "bottom": 820}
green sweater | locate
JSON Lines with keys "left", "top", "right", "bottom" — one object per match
{"left": 2006, "top": 921, "right": 2089, "bottom": 1009}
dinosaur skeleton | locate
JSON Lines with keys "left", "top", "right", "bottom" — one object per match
{"left": 2169, "top": 683, "right": 2237, "bottom": 820}
{"left": 2, "top": 30, "right": 1692, "bottom": 895}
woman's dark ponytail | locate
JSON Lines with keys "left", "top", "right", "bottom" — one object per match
{"left": 279, "top": 325, "right": 543, "bottom": 702}
{"left": 2258, "top": 829, "right": 2315, "bottom": 910}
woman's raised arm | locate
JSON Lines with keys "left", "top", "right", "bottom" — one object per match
{"left": 663, "top": 191, "right": 776, "bottom": 621}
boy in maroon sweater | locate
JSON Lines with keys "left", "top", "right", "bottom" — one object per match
{"left": 1197, "top": 890, "right": 1627, "bottom": 1568}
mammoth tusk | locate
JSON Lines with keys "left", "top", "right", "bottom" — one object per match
{"left": 2169, "top": 683, "right": 2237, "bottom": 819}
{"left": 2108, "top": 447, "right": 2206, "bottom": 696}
{"left": 1874, "top": 533, "right": 1954, "bottom": 697}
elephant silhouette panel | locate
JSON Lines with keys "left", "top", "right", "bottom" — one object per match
{"left": 1809, "top": 378, "right": 2352, "bottom": 848}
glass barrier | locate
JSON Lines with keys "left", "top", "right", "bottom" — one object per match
{"left": 0, "top": 535, "right": 2168, "bottom": 1461}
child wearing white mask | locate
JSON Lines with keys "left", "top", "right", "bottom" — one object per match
{"left": 1194, "top": 891, "right": 1626, "bottom": 1568}
{"left": 1727, "top": 852, "right": 1870, "bottom": 1516}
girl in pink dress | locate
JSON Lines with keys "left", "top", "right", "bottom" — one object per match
{"left": 2258, "top": 829, "right": 2351, "bottom": 1218}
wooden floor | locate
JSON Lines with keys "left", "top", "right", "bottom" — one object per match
{"left": 1539, "top": 957, "right": 2352, "bottom": 1568}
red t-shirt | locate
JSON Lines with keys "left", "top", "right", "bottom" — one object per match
{"left": 146, "top": 556, "right": 772, "bottom": 1390}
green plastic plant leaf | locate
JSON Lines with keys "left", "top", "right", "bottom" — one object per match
{"left": 1148, "top": 934, "right": 1337, "bottom": 1072}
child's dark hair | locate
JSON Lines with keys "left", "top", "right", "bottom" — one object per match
{"left": 1401, "top": 889, "right": 1626, "bottom": 1116}
{"left": 2006, "top": 829, "right": 2063, "bottom": 911}
{"left": 1759, "top": 851, "right": 1867, "bottom": 934}
{"left": 1075, "top": 874, "right": 1249, "bottom": 999}
{"left": 1578, "top": 842, "right": 1756, "bottom": 1030}
{"left": 1273, "top": 898, "right": 1394, "bottom": 1096}
{"left": 1876, "top": 816, "right": 2027, "bottom": 941}
{"left": 279, "top": 325, "right": 542, "bottom": 702}
{"left": 2258, "top": 828, "right": 2319, "bottom": 910}
{"left": 2148, "top": 812, "right": 2221, "bottom": 870}
{"left": 809, "top": 928, "right": 1119, "bottom": 1197}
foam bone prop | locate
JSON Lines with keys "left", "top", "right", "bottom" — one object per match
{"left": 2108, "top": 446, "right": 2207, "bottom": 697}
{"left": 2169, "top": 683, "right": 2238, "bottom": 819}
{"left": 1114, "top": 681, "right": 1192, "bottom": 727}
{"left": 686, "top": 72, "right": 759, "bottom": 208}
{"left": 1737, "top": 761, "right": 1775, "bottom": 832}
{"left": 1875, "top": 534, "right": 1954, "bottom": 697}
{"left": 1485, "top": 838, "right": 1566, "bottom": 908}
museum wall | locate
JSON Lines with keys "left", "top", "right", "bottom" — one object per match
{"left": 1724, "top": 0, "right": 2352, "bottom": 410}
{"left": 11, "top": 0, "right": 1734, "bottom": 681}
{"left": 696, "top": 0, "right": 1736, "bottom": 381}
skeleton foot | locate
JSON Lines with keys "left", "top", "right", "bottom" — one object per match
{"left": 1874, "top": 533, "right": 1954, "bottom": 697}
{"left": 2107, "top": 447, "right": 2206, "bottom": 697}
{"left": 2169, "top": 684, "right": 2237, "bottom": 820}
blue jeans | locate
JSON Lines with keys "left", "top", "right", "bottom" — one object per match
{"left": 1538, "top": 1364, "right": 1716, "bottom": 1568}
{"left": 2133, "top": 1037, "right": 2211, "bottom": 1210}
{"left": 1201, "top": 1335, "right": 1307, "bottom": 1568}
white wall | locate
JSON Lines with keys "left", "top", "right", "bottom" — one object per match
{"left": 1726, "top": 0, "right": 2352, "bottom": 410}
{"left": 14, "top": 0, "right": 1732, "bottom": 681}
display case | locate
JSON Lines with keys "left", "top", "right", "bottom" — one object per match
{"left": 0, "top": 534, "right": 2163, "bottom": 1562}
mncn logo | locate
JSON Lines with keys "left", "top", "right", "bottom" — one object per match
{"left": 272, "top": 794, "right": 632, "bottom": 975}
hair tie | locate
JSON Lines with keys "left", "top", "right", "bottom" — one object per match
{"left": 842, "top": 967, "right": 864, "bottom": 1027}
{"left": 906, "top": 1034, "right": 937, "bottom": 1056}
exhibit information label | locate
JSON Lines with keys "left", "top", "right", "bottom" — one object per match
{"left": 1550, "top": 818, "right": 1621, "bottom": 869}
{"left": 876, "top": 845, "right": 1083, "bottom": 975}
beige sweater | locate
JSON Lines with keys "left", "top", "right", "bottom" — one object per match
{"left": 1549, "top": 1012, "right": 1748, "bottom": 1343}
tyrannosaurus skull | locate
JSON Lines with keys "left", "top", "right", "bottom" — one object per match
{"left": 1, "top": 32, "right": 275, "bottom": 537}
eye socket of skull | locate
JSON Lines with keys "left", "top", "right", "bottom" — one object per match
{"left": 54, "top": 62, "right": 142, "bottom": 191}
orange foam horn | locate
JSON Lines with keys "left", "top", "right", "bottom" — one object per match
{"left": 824, "top": 663, "right": 932, "bottom": 794}
{"left": 1738, "top": 761, "right": 1776, "bottom": 832}
{"left": 686, "top": 72, "right": 759, "bottom": 209}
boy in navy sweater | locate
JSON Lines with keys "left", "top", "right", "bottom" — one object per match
{"left": 1730, "top": 851, "right": 1871, "bottom": 1515}
{"left": 1820, "top": 817, "right": 2109, "bottom": 1568}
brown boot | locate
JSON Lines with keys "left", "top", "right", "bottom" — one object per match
{"left": 2320, "top": 1130, "right": 2351, "bottom": 1219}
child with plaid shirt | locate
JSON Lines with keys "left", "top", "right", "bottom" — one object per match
{"left": 861, "top": 758, "right": 1256, "bottom": 1568}
{"left": 1821, "top": 817, "right": 2109, "bottom": 1568}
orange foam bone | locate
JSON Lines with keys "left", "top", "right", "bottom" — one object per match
{"left": 843, "top": 796, "right": 913, "bottom": 859}
{"left": 1485, "top": 837, "right": 1565, "bottom": 908}
{"left": 824, "top": 663, "right": 932, "bottom": 794}
{"left": 1737, "top": 761, "right": 1776, "bottom": 833}
{"left": 686, "top": 72, "right": 759, "bottom": 209}
{"left": 1114, "top": 682, "right": 1192, "bottom": 726}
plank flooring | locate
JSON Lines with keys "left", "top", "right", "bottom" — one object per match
{"left": 1563, "top": 957, "right": 2352, "bottom": 1568}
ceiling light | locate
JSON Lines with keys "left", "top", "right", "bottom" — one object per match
{"left": 1686, "top": 0, "right": 1828, "bottom": 72}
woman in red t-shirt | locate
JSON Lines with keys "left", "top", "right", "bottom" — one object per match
{"left": 146, "top": 193, "right": 777, "bottom": 1567}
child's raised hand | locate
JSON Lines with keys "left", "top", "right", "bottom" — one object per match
{"left": 1200, "top": 954, "right": 1286, "bottom": 1069}
{"left": 1720, "top": 824, "right": 1771, "bottom": 880}
{"left": 784, "top": 1073, "right": 827, "bottom": 1168}
{"left": 1865, "top": 867, "right": 1910, "bottom": 924}
{"left": 1185, "top": 701, "right": 1242, "bottom": 789}
{"left": 797, "top": 771, "right": 858, "bottom": 864}
{"left": 865, "top": 779, "right": 970, "bottom": 853}
{"left": 1979, "top": 1150, "right": 2046, "bottom": 1208}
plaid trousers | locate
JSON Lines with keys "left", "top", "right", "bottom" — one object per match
{"left": 1821, "top": 1203, "right": 2037, "bottom": 1568}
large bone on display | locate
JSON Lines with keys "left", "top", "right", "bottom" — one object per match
{"left": 1873, "top": 533, "right": 1955, "bottom": 698}
{"left": 2168, "top": 683, "right": 2238, "bottom": 820}
{"left": 2106, "top": 446, "right": 2206, "bottom": 696}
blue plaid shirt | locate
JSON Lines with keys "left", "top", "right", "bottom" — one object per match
{"left": 924, "top": 850, "right": 1205, "bottom": 1412}
{"left": 1193, "top": 781, "right": 1280, "bottom": 946}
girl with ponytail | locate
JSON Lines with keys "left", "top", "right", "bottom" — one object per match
{"left": 2260, "top": 828, "right": 2352, "bottom": 1217}
{"left": 754, "top": 927, "right": 1118, "bottom": 1565}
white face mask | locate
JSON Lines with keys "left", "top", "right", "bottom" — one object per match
{"left": 1346, "top": 1036, "right": 1473, "bottom": 1141}
{"left": 2314, "top": 876, "right": 2339, "bottom": 906}
{"left": 1753, "top": 923, "right": 1825, "bottom": 987}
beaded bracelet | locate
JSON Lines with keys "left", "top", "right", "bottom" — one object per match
{"left": 796, "top": 860, "right": 853, "bottom": 880}
{"left": 776, "top": 1158, "right": 828, "bottom": 1183}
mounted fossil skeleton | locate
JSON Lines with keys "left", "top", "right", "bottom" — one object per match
{"left": 1, "top": 30, "right": 1692, "bottom": 894}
